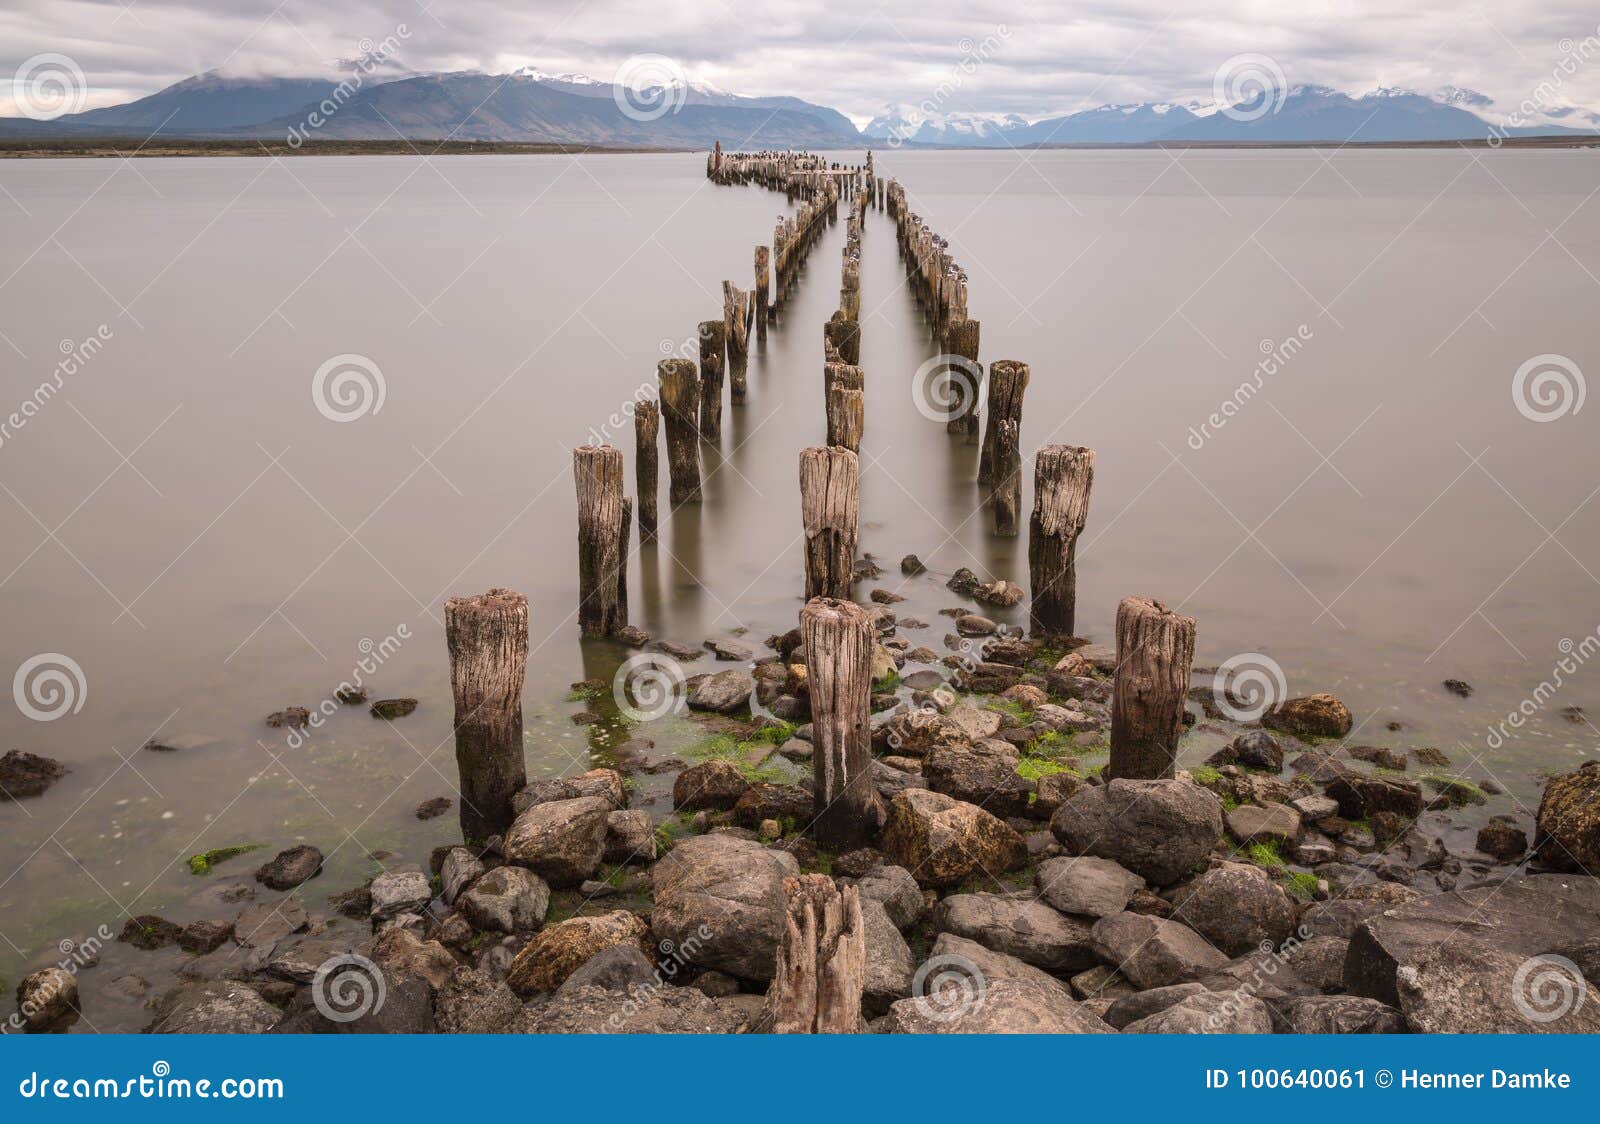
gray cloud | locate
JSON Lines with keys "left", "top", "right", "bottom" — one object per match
{"left": 5, "top": 0, "right": 1600, "bottom": 123}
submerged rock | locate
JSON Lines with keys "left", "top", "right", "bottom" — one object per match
{"left": 369, "top": 698, "right": 418, "bottom": 720}
{"left": 0, "top": 749, "right": 68, "bottom": 799}
{"left": 254, "top": 844, "right": 323, "bottom": 891}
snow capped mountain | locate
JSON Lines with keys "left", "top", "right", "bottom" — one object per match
{"left": 864, "top": 107, "right": 1030, "bottom": 145}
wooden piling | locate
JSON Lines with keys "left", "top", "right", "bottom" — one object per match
{"left": 991, "top": 418, "right": 1021, "bottom": 536}
{"left": 1108, "top": 596, "right": 1197, "bottom": 780}
{"left": 978, "top": 360, "right": 1028, "bottom": 484}
{"left": 943, "top": 318, "right": 981, "bottom": 441}
{"left": 770, "top": 873, "right": 867, "bottom": 1034}
{"left": 658, "top": 358, "right": 701, "bottom": 505}
{"left": 824, "top": 314, "right": 861, "bottom": 366}
{"left": 1028, "top": 445, "right": 1094, "bottom": 637}
{"left": 723, "top": 282, "right": 750, "bottom": 404}
{"left": 698, "top": 319, "right": 728, "bottom": 441}
{"left": 635, "top": 400, "right": 659, "bottom": 542}
{"left": 574, "top": 445, "right": 628, "bottom": 637}
{"left": 755, "top": 245, "right": 771, "bottom": 335}
{"left": 801, "top": 596, "right": 880, "bottom": 851}
{"left": 826, "top": 385, "right": 864, "bottom": 453}
{"left": 799, "top": 446, "right": 859, "bottom": 601}
{"left": 445, "top": 588, "right": 529, "bottom": 842}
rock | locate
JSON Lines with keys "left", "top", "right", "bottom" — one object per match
{"left": 254, "top": 845, "right": 323, "bottom": 891}
{"left": 334, "top": 686, "right": 367, "bottom": 704}
{"left": 232, "top": 898, "right": 308, "bottom": 948}
{"left": 1300, "top": 899, "right": 1390, "bottom": 939}
{"left": 1090, "top": 912, "right": 1229, "bottom": 989}
{"left": 1208, "top": 730, "right": 1284, "bottom": 772}
{"left": 901, "top": 554, "right": 926, "bottom": 575}
{"left": 1282, "top": 935, "right": 1351, "bottom": 993}
{"left": 264, "top": 707, "right": 310, "bottom": 729}
{"left": 685, "top": 670, "right": 752, "bottom": 714}
{"left": 954, "top": 614, "right": 997, "bottom": 636}
{"left": 369, "top": 866, "right": 432, "bottom": 921}
{"left": 1412, "top": 746, "right": 1451, "bottom": 767}
{"left": 434, "top": 966, "right": 522, "bottom": 1033}
{"left": 883, "top": 975, "right": 1113, "bottom": 1034}
{"left": 505, "top": 911, "right": 650, "bottom": 995}
{"left": 1324, "top": 770, "right": 1423, "bottom": 820}
{"left": 1442, "top": 678, "right": 1473, "bottom": 698}
{"left": 460, "top": 865, "right": 550, "bottom": 933}
{"left": 414, "top": 796, "right": 452, "bottom": 820}
{"left": 0, "top": 750, "right": 68, "bottom": 799}
{"left": 928, "top": 932, "right": 1073, "bottom": 998}
{"left": 705, "top": 637, "right": 754, "bottom": 662}
{"left": 922, "top": 740, "right": 1032, "bottom": 818}
{"left": 1477, "top": 815, "right": 1527, "bottom": 861}
{"left": 502, "top": 796, "right": 611, "bottom": 887}
{"left": 869, "top": 643, "right": 898, "bottom": 684}
{"left": 265, "top": 931, "right": 364, "bottom": 982}
{"left": 652, "top": 639, "right": 704, "bottom": 662}
{"left": 1199, "top": 947, "right": 1314, "bottom": 1001}
{"left": 672, "top": 759, "right": 750, "bottom": 811}
{"left": 569, "top": 768, "right": 627, "bottom": 809}
{"left": 556, "top": 943, "right": 658, "bottom": 996}
{"left": 534, "top": 982, "right": 747, "bottom": 1033}
{"left": 972, "top": 580, "right": 1024, "bottom": 608}
{"left": 513, "top": 778, "right": 581, "bottom": 812}
{"left": 1170, "top": 862, "right": 1296, "bottom": 957}
{"left": 1070, "top": 964, "right": 1134, "bottom": 1000}
{"left": 1393, "top": 939, "right": 1600, "bottom": 1033}
{"left": 1034, "top": 856, "right": 1143, "bottom": 919}
{"left": 934, "top": 893, "right": 1098, "bottom": 973}
{"left": 1104, "top": 983, "right": 1209, "bottom": 1029}
{"left": 151, "top": 981, "right": 280, "bottom": 1033}
{"left": 862, "top": 898, "right": 915, "bottom": 1016}
{"left": 119, "top": 914, "right": 184, "bottom": 950}
{"left": 732, "top": 782, "right": 811, "bottom": 829}
{"left": 855, "top": 864, "right": 925, "bottom": 930}
{"left": 439, "top": 848, "right": 485, "bottom": 905}
{"left": 1533, "top": 762, "right": 1600, "bottom": 872}
{"left": 880, "top": 789, "right": 1026, "bottom": 889}
{"left": 1279, "top": 995, "right": 1406, "bottom": 1033}
{"left": 1293, "top": 833, "right": 1338, "bottom": 866}
{"left": 177, "top": 919, "right": 234, "bottom": 954}
{"left": 15, "top": 967, "right": 78, "bottom": 1032}
{"left": 946, "top": 567, "right": 980, "bottom": 595}
{"left": 1034, "top": 771, "right": 1089, "bottom": 818}
{"left": 370, "top": 926, "right": 456, "bottom": 989}
{"left": 872, "top": 759, "right": 927, "bottom": 801}
{"left": 650, "top": 833, "right": 800, "bottom": 980}
{"left": 1122, "top": 989, "right": 1273, "bottom": 1033}
{"left": 1050, "top": 779, "right": 1222, "bottom": 886}
{"left": 1225, "top": 802, "right": 1301, "bottom": 846}
{"left": 1348, "top": 744, "right": 1407, "bottom": 771}
{"left": 881, "top": 709, "right": 968, "bottom": 755}
{"left": 369, "top": 697, "right": 417, "bottom": 719}
{"left": 1003, "top": 684, "right": 1049, "bottom": 708}
{"left": 615, "top": 625, "right": 651, "bottom": 648}
{"left": 1262, "top": 693, "right": 1352, "bottom": 738}
{"left": 604, "top": 809, "right": 657, "bottom": 865}
{"left": 1291, "top": 793, "right": 1339, "bottom": 820}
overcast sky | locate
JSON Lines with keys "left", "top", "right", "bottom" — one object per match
{"left": 5, "top": 0, "right": 1600, "bottom": 123}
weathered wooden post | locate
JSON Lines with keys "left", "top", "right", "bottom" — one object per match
{"left": 574, "top": 445, "right": 629, "bottom": 636}
{"left": 799, "top": 446, "right": 859, "bottom": 601}
{"left": 658, "top": 358, "right": 701, "bottom": 504}
{"left": 824, "top": 314, "right": 860, "bottom": 366}
{"left": 801, "top": 597, "right": 879, "bottom": 851}
{"left": 635, "top": 399, "right": 659, "bottom": 542}
{"left": 1109, "top": 596, "right": 1197, "bottom": 780}
{"left": 978, "top": 360, "right": 1028, "bottom": 484}
{"left": 1028, "top": 445, "right": 1094, "bottom": 637}
{"left": 755, "top": 245, "right": 771, "bottom": 336}
{"left": 445, "top": 588, "right": 528, "bottom": 842}
{"left": 826, "top": 385, "right": 864, "bottom": 453}
{"left": 943, "top": 318, "right": 981, "bottom": 442}
{"left": 770, "top": 873, "right": 867, "bottom": 1034}
{"left": 723, "top": 282, "right": 750, "bottom": 404}
{"left": 698, "top": 319, "right": 727, "bottom": 440}
{"left": 991, "top": 419, "right": 1021, "bottom": 536}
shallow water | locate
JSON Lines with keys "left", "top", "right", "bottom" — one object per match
{"left": 1, "top": 148, "right": 1597, "bottom": 1026}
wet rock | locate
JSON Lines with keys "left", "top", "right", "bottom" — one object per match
{"left": 369, "top": 697, "right": 417, "bottom": 720}
{"left": 370, "top": 866, "right": 432, "bottom": 921}
{"left": 705, "top": 637, "right": 754, "bottom": 662}
{"left": 265, "top": 707, "right": 310, "bottom": 729}
{"left": 732, "top": 782, "right": 811, "bottom": 829}
{"left": 434, "top": 966, "right": 522, "bottom": 1033}
{"left": 1090, "top": 912, "right": 1229, "bottom": 989}
{"left": 1051, "top": 778, "right": 1223, "bottom": 886}
{"left": 119, "top": 914, "right": 184, "bottom": 951}
{"left": 1170, "top": 862, "right": 1296, "bottom": 956}
{"left": 946, "top": 567, "right": 980, "bottom": 595}
{"left": 614, "top": 625, "right": 651, "bottom": 648}
{"left": 954, "top": 614, "right": 997, "bottom": 636}
{"left": 414, "top": 796, "right": 452, "bottom": 820}
{"left": 673, "top": 758, "right": 750, "bottom": 811}
{"left": 685, "top": 670, "right": 752, "bottom": 714}
{"left": 1207, "top": 730, "right": 1283, "bottom": 772}
{"left": 1476, "top": 815, "right": 1527, "bottom": 861}
{"left": 1122, "top": 988, "right": 1272, "bottom": 1033}
{"left": 901, "top": 554, "right": 927, "bottom": 575}
{"left": 972, "top": 579, "right": 1024, "bottom": 608}
{"left": 513, "top": 778, "right": 581, "bottom": 812}
{"left": 150, "top": 980, "right": 280, "bottom": 1033}
{"left": 535, "top": 981, "right": 746, "bottom": 1033}
{"left": 1034, "top": 855, "right": 1143, "bottom": 919}
{"left": 1441, "top": 678, "right": 1473, "bottom": 698}
{"left": 935, "top": 893, "right": 1097, "bottom": 973}
{"left": 178, "top": 919, "right": 234, "bottom": 954}
{"left": 1394, "top": 939, "right": 1600, "bottom": 1033}
{"left": 1281, "top": 935, "right": 1351, "bottom": 993}
{"left": 505, "top": 911, "right": 650, "bottom": 996}
{"left": 1412, "top": 746, "right": 1451, "bottom": 767}
{"left": 1262, "top": 693, "right": 1352, "bottom": 739}
{"left": 1324, "top": 770, "right": 1423, "bottom": 820}
{"left": 1533, "top": 762, "right": 1600, "bottom": 872}
{"left": 855, "top": 864, "right": 925, "bottom": 930}
{"left": 883, "top": 975, "right": 1113, "bottom": 1034}
{"left": 922, "top": 739, "right": 1032, "bottom": 818}
{"left": 502, "top": 796, "right": 611, "bottom": 887}
{"left": 232, "top": 898, "right": 308, "bottom": 948}
{"left": 650, "top": 833, "right": 800, "bottom": 980}
{"left": 254, "top": 844, "right": 323, "bottom": 891}
{"left": 604, "top": 809, "right": 657, "bottom": 865}
{"left": 1225, "top": 802, "right": 1301, "bottom": 847}
{"left": 880, "top": 789, "right": 1026, "bottom": 889}
{"left": 16, "top": 967, "right": 78, "bottom": 1032}
{"left": 460, "top": 866, "right": 550, "bottom": 933}
{"left": 1279, "top": 995, "right": 1406, "bottom": 1033}
{"left": 0, "top": 750, "right": 68, "bottom": 800}
{"left": 1104, "top": 983, "right": 1208, "bottom": 1029}
{"left": 439, "top": 848, "right": 485, "bottom": 905}
{"left": 1348, "top": 745, "right": 1406, "bottom": 771}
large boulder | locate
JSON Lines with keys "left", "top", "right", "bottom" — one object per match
{"left": 1090, "top": 912, "right": 1229, "bottom": 989}
{"left": 882, "top": 976, "right": 1114, "bottom": 1034}
{"left": 1281, "top": 935, "right": 1351, "bottom": 993}
{"left": 504, "top": 911, "right": 650, "bottom": 996}
{"left": 880, "top": 789, "right": 1026, "bottom": 889}
{"left": 1344, "top": 874, "right": 1600, "bottom": 1006}
{"left": 1104, "top": 983, "right": 1208, "bottom": 1029}
{"left": 1392, "top": 939, "right": 1600, "bottom": 1033}
{"left": 650, "top": 833, "right": 800, "bottom": 980}
{"left": 1323, "top": 771, "right": 1423, "bottom": 820}
{"left": 15, "top": 967, "right": 78, "bottom": 1032}
{"left": 459, "top": 865, "right": 550, "bottom": 933}
{"left": 255, "top": 845, "right": 323, "bottom": 890}
{"left": 685, "top": 670, "right": 752, "bottom": 714}
{"left": 1224, "top": 803, "right": 1301, "bottom": 847}
{"left": 502, "top": 796, "right": 611, "bottom": 887}
{"left": 1051, "top": 779, "right": 1222, "bottom": 886}
{"left": 928, "top": 932, "right": 1073, "bottom": 996}
{"left": 672, "top": 759, "right": 750, "bottom": 811}
{"left": 1034, "top": 856, "right": 1144, "bottom": 918}
{"left": 369, "top": 865, "right": 432, "bottom": 921}
{"left": 604, "top": 809, "right": 657, "bottom": 865}
{"left": 1533, "top": 762, "right": 1600, "bottom": 873}
{"left": 534, "top": 983, "right": 749, "bottom": 1033}
{"left": 1263, "top": 693, "right": 1352, "bottom": 738}
{"left": 150, "top": 981, "right": 280, "bottom": 1034}
{"left": 922, "top": 740, "right": 1032, "bottom": 818}
{"left": 1278, "top": 995, "right": 1406, "bottom": 1034}
{"left": 855, "top": 864, "right": 925, "bottom": 930}
{"left": 1122, "top": 988, "right": 1272, "bottom": 1033}
{"left": 862, "top": 899, "right": 915, "bottom": 1016}
{"left": 882, "top": 709, "right": 970, "bottom": 756}
{"left": 933, "top": 893, "right": 1098, "bottom": 974}
{"left": 1170, "top": 862, "right": 1297, "bottom": 957}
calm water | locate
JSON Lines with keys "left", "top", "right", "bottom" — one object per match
{"left": 1, "top": 148, "right": 1598, "bottom": 1026}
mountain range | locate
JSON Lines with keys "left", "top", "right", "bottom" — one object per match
{"left": 2, "top": 67, "right": 1594, "bottom": 148}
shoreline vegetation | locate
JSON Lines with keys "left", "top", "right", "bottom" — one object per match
{"left": 1, "top": 134, "right": 1597, "bottom": 159}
